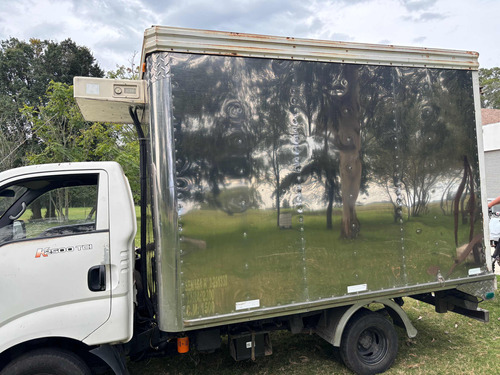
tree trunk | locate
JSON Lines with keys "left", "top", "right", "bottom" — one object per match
{"left": 276, "top": 167, "right": 280, "bottom": 228}
{"left": 326, "top": 179, "right": 334, "bottom": 230}
{"left": 65, "top": 188, "right": 69, "bottom": 222}
{"left": 31, "top": 199, "right": 42, "bottom": 220}
{"left": 45, "top": 191, "right": 56, "bottom": 218}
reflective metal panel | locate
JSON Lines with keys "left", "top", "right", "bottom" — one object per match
{"left": 146, "top": 53, "right": 181, "bottom": 331}
{"left": 146, "top": 52, "right": 485, "bottom": 330}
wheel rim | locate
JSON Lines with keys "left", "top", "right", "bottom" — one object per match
{"left": 356, "top": 327, "right": 388, "bottom": 365}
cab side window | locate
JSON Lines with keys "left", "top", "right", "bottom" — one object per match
{"left": 23, "top": 184, "right": 98, "bottom": 239}
{"left": 0, "top": 174, "right": 98, "bottom": 246}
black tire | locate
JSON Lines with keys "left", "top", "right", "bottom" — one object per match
{"left": 1, "top": 348, "right": 91, "bottom": 375}
{"left": 340, "top": 309, "right": 398, "bottom": 375}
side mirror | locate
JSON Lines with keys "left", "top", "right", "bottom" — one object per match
{"left": 12, "top": 220, "right": 26, "bottom": 240}
{"left": 0, "top": 221, "right": 25, "bottom": 245}
{"left": 0, "top": 189, "right": 15, "bottom": 197}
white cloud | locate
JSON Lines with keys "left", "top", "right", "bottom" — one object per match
{"left": 305, "top": 0, "right": 499, "bottom": 67}
{"left": 0, "top": 0, "right": 498, "bottom": 70}
{"left": 400, "top": 0, "right": 438, "bottom": 12}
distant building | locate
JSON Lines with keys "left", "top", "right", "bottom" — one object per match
{"left": 482, "top": 108, "right": 500, "bottom": 198}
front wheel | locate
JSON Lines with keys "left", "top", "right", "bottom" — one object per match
{"left": 1, "top": 348, "right": 91, "bottom": 375}
{"left": 340, "top": 309, "right": 398, "bottom": 375}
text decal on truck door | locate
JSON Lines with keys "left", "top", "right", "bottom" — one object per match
{"left": 35, "top": 244, "right": 93, "bottom": 258}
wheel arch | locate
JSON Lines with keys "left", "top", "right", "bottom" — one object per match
{"left": 315, "top": 298, "right": 417, "bottom": 347}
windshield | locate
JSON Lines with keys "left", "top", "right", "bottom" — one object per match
{"left": 0, "top": 185, "right": 28, "bottom": 219}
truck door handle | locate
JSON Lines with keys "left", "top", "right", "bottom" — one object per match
{"left": 88, "top": 265, "right": 106, "bottom": 292}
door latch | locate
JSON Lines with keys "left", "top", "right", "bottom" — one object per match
{"left": 88, "top": 265, "right": 106, "bottom": 291}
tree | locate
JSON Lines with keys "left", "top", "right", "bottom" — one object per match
{"left": 364, "top": 66, "right": 478, "bottom": 223}
{"left": 0, "top": 38, "right": 103, "bottom": 171}
{"left": 79, "top": 121, "right": 140, "bottom": 203}
{"left": 22, "top": 82, "right": 86, "bottom": 164}
{"left": 43, "top": 39, "right": 103, "bottom": 84}
{"left": 479, "top": 67, "right": 500, "bottom": 109}
{"left": 106, "top": 52, "right": 140, "bottom": 80}
{"left": 21, "top": 81, "right": 140, "bottom": 217}
{"left": 261, "top": 60, "right": 294, "bottom": 227}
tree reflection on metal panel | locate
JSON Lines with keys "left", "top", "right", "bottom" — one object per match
{"left": 155, "top": 53, "right": 482, "bottom": 319}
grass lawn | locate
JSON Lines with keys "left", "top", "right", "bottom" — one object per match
{"left": 172, "top": 203, "right": 484, "bottom": 319}
{"left": 127, "top": 277, "right": 499, "bottom": 374}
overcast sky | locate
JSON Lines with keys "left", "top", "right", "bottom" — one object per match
{"left": 0, "top": 0, "right": 499, "bottom": 72}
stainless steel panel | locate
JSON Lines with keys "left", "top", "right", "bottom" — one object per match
{"left": 182, "top": 273, "right": 494, "bottom": 329}
{"left": 146, "top": 53, "right": 181, "bottom": 331}
{"left": 146, "top": 51, "right": 487, "bottom": 330}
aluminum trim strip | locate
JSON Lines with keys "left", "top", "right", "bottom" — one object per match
{"left": 141, "top": 26, "right": 479, "bottom": 73}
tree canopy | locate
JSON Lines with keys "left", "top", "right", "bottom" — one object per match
{"left": 0, "top": 38, "right": 103, "bottom": 170}
{"left": 0, "top": 38, "right": 140, "bottom": 202}
{"left": 479, "top": 67, "right": 500, "bottom": 109}
{"left": 20, "top": 81, "right": 140, "bottom": 202}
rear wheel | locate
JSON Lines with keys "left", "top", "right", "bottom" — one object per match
{"left": 340, "top": 309, "right": 398, "bottom": 375}
{"left": 1, "top": 348, "right": 91, "bottom": 375}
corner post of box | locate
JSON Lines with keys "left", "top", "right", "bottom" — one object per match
{"left": 144, "top": 51, "right": 182, "bottom": 331}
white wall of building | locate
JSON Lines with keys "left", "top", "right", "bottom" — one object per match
{"left": 483, "top": 122, "right": 500, "bottom": 198}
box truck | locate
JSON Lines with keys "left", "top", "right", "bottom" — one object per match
{"left": 0, "top": 26, "right": 496, "bottom": 375}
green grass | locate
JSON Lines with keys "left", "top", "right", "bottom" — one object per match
{"left": 175, "top": 204, "right": 483, "bottom": 319}
{"left": 127, "top": 278, "right": 500, "bottom": 374}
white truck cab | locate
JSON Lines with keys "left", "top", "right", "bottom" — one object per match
{"left": 0, "top": 162, "right": 136, "bottom": 374}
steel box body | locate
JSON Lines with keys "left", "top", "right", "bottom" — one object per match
{"left": 142, "top": 27, "right": 495, "bottom": 332}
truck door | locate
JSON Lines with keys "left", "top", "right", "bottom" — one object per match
{"left": 0, "top": 171, "right": 112, "bottom": 346}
